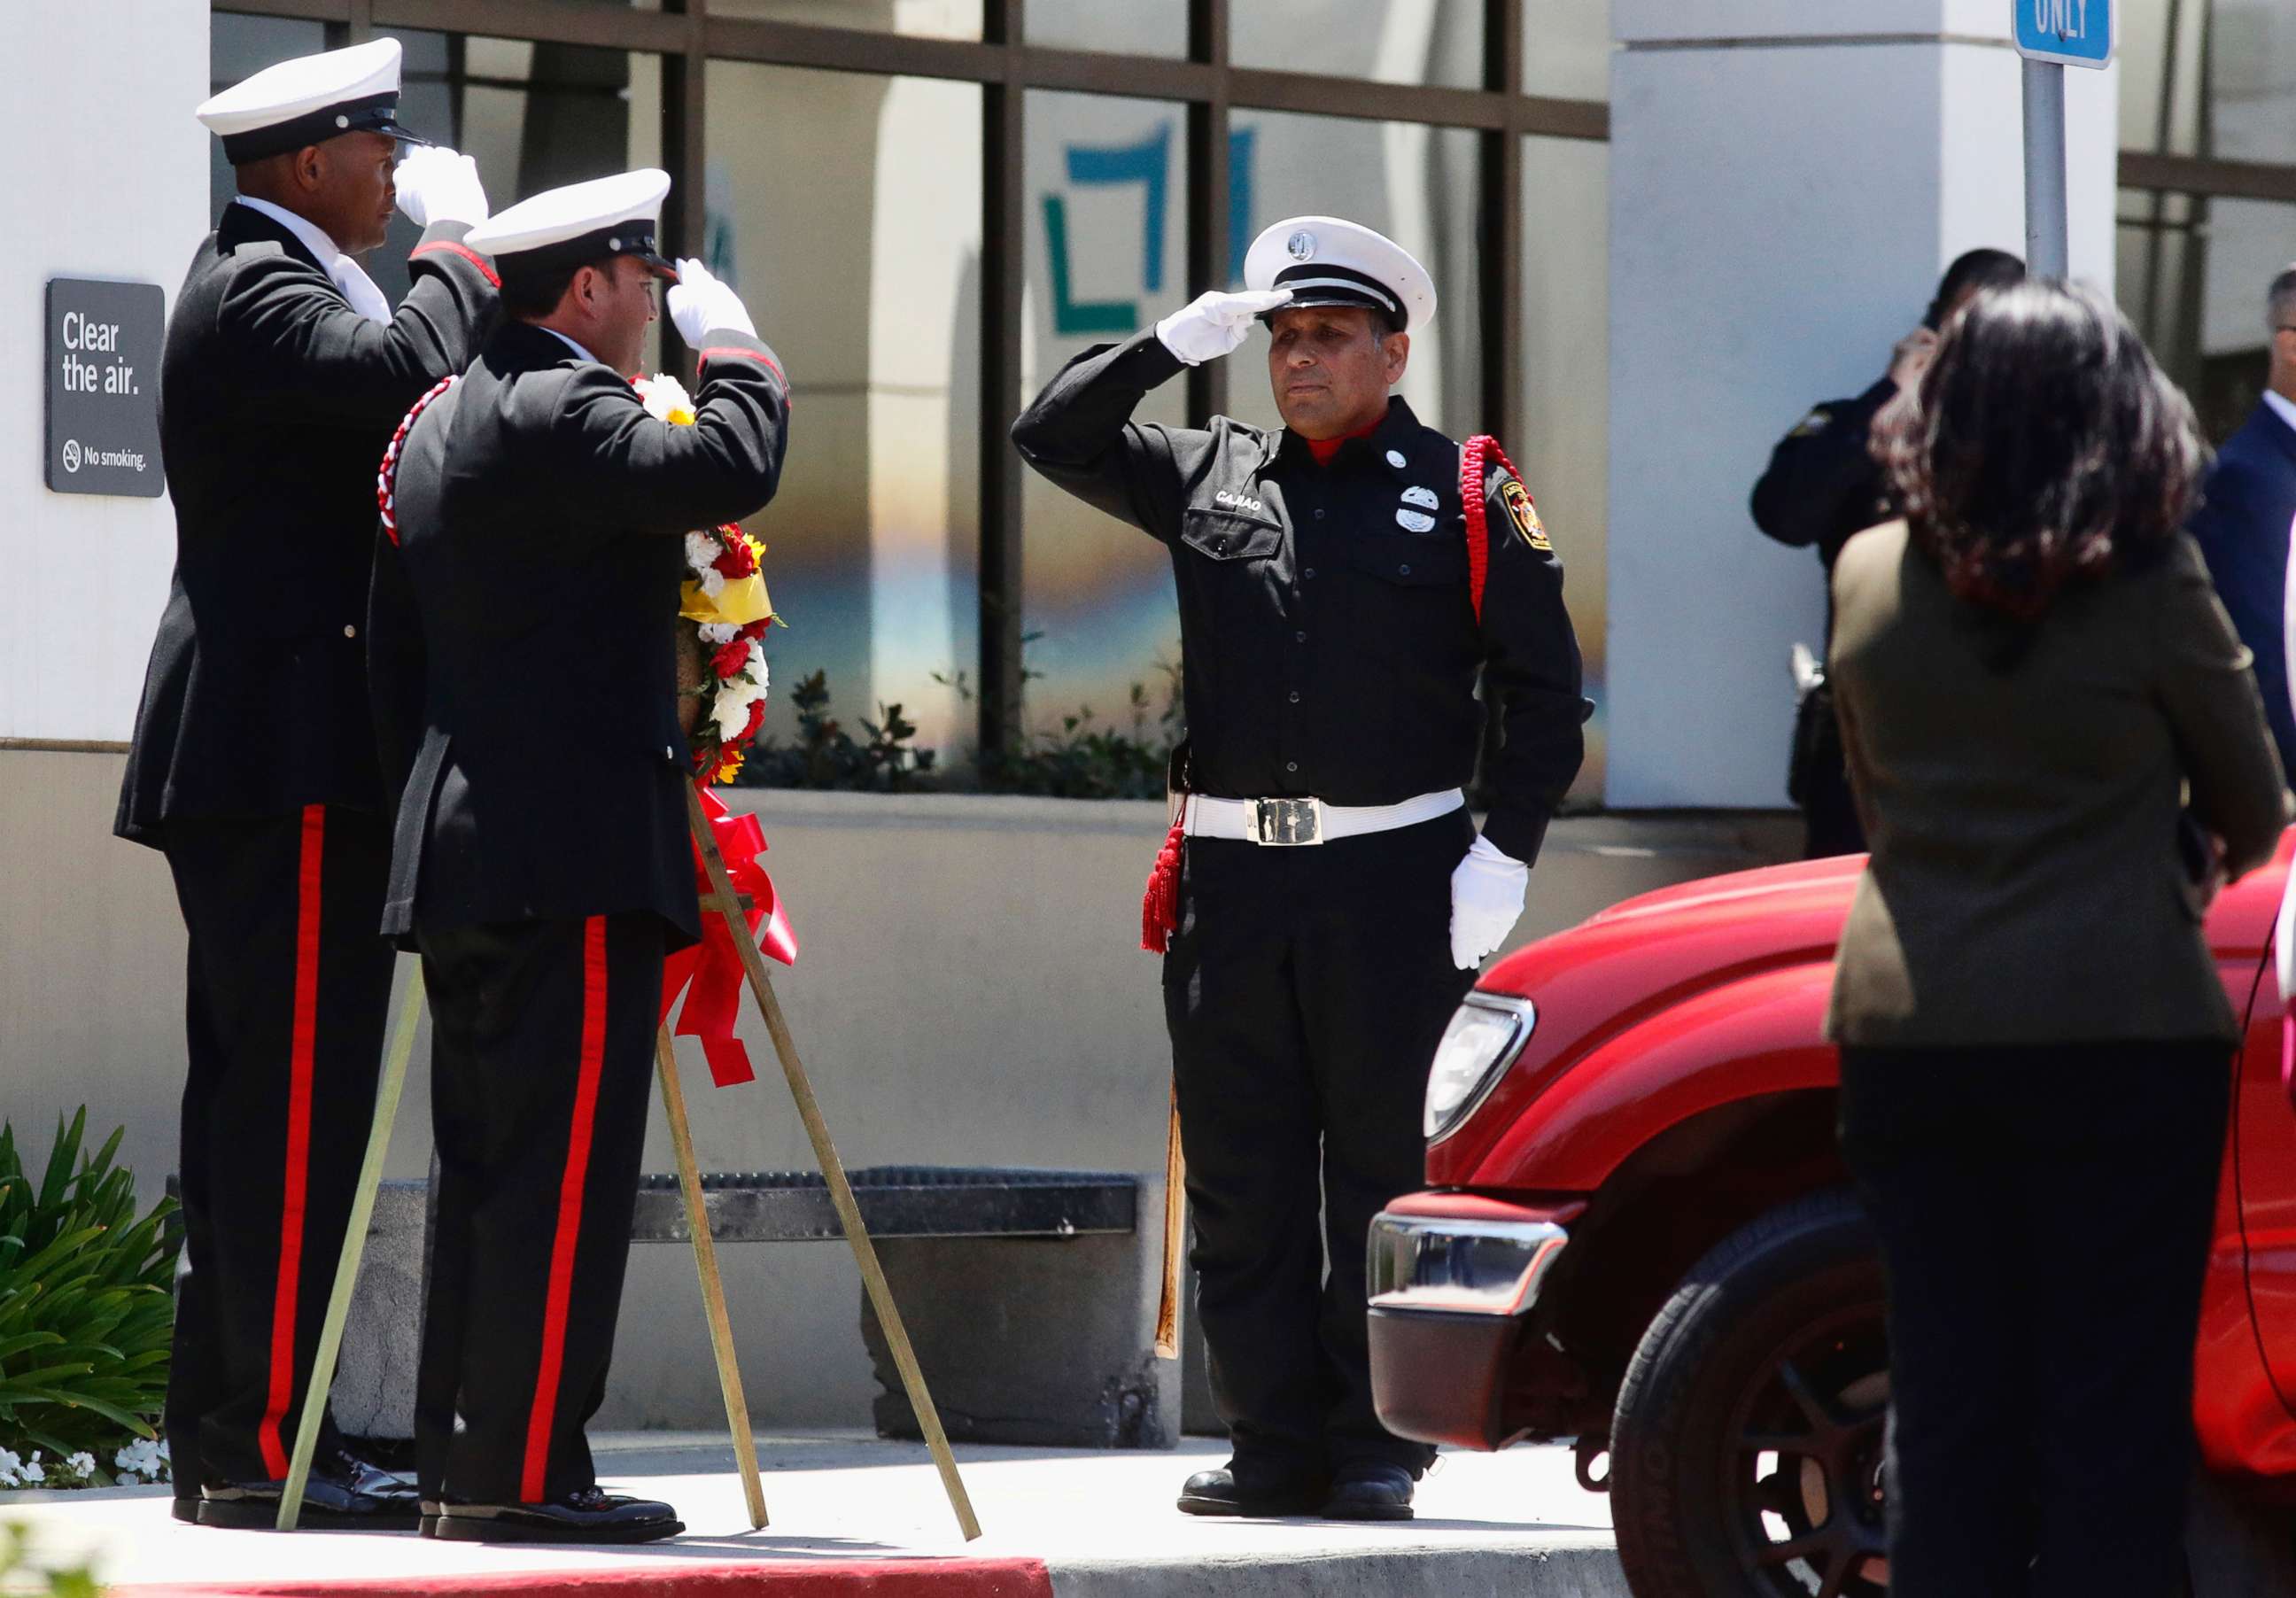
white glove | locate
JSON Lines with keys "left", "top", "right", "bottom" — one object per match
{"left": 1154, "top": 288, "right": 1292, "bottom": 366}
{"left": 1450, "top": 834, "right": 1529, "bottom": 971}
{"left": 393, "top": 147, "right": 489, "bottom": 229}
{"left": 667, "top": 258, "right": 756, "bottom": 344}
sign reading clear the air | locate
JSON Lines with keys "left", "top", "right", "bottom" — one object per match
{"left": 2013, "top": 0, "right": 2114, "bottom": 68}
{"left": 44, "top": 278, "right": 164, "bottom": 498}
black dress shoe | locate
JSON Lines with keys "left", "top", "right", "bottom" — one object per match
{"left": 1176, "top": 1467, "right": 1326, "bottom": 1518}
{"left": 431, "top": 1486, "right": 684, "bottom": 1545}
{"left": 196, "top": 1463, "right": 423, "bottom": 1532}
{"left": 331, "top": 1445, "right": 417, "bottom": 1502}
{"left": 1320, "top": 1461, "right": 1416, "bottom": 1521}
{"left": 170, "top": 1496, "right": 200, "bottom": 1524}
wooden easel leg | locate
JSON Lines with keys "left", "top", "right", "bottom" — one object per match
{"left": 1155, "top": 1089, "right": 1184, "bottom": 1360}
{"left": 684, "top": 783, "right": 982, "bottom": 1541}
{"left": 655, "top": 1026, "right": 770, "bottom": 1530}
{"left": 278, "top": 961, "right": 423, "bottom": 1532}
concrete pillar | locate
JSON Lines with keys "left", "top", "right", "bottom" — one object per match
{"left": 1603, "top": 0, "right": 2119, "bottom": 808}
{"left": 0, "top": 3, "right": 208, "bottom": 742}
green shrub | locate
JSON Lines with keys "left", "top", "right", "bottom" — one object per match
{"left": 0, "top": 1110, "right": 176, "bottom": 1475}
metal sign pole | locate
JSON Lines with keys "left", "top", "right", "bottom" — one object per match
{"left": 2021, "top": 56, "right": 2070, "bottom": 278}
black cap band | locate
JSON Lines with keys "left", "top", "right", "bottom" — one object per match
{"left": 221, "top": 92, "right": 429, "bottom": 164}
{"left": 496, "top": 221, "right": 676, "bottom": 286}
{"left": 1267, "top": 261, "right": 1401, "bottom": 317}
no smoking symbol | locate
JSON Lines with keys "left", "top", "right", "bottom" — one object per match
{"left": 62, "top": 439, "right": 81, "bottom": 473}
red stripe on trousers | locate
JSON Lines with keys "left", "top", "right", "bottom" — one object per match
{"left": 523, "top": 916, "right": 610, "bottom": 1502}
{"left": 258, "top": 804, "right": 327, "bottom": 1478}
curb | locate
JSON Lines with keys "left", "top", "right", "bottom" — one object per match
{"left": 1050, "top": 1544, "right": 1630, "bottom": 1598}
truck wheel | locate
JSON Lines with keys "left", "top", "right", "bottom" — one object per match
{"left": 1610, "top": 1191, "right": 1889, "bottom": 1598}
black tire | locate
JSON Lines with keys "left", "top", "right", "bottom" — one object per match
{"left": 1610, "top": 1191, "right": 1889, "bottom": 1598}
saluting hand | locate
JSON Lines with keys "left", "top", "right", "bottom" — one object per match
{"left": 667, "top": 258, "right": 756, "bottom": 345}
{"left": 1155, "top": 288, "right": 1293, "bottom": 366}
{"left": 394, "top": 147, "right": 490, "bottom": 229}
{"left": 1888, "top": 327, "right": 1940, "bottom": 394}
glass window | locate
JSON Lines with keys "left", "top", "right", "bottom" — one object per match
{"left": 1519, "top": 135, "right": 1607, "bottom": 803}
{"left": 2119, "top": 188, "right": 2296, "bottom": 445}
{"left": 709, "top": 0, "right": 982, "bottom": 42}
{"left": 1225, "top": 110, "right": 1483, "bottom": 438}
{"left": 1523, "top": 0, "right": 1610, "bottom": 101}
{"left": 1028, "top": 0, "right": 1184, "bottom": 58}
{"left": 1020, "top": 91, "right": 1191, "bottom": 737}
{"left": 710, "top": 64, "right": 983, "bottom": 756}
{"left": 1232, "top": 0, "right": 1485, "bottom": 89}
{"left": 2119, "top": 0, "right": 2296, "bottom": 159}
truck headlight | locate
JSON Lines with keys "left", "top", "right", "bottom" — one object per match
{"left": 1423, "top": 992, "right": 1537, "bottom": 1143}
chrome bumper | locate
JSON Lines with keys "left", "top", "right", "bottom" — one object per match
{"left": 1367, "top": 1210, "right": 1571, "bottom": 1318}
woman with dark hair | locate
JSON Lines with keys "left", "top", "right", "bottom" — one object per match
{"left": 1827, "top": 279, "right": 2291, "bottom": 1595}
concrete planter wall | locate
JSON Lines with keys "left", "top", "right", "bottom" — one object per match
{"left": 2, "top": 750, "right": 1794, "bottom": 1431}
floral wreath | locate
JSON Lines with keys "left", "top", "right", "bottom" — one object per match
{"left": 636, "top": 374, "right": 781, "bottom": 786}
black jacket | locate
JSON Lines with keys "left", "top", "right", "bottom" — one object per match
{"left": 2189, "top": 399, "right": 2296, "bottom": 777}
{"left": 115, "top": 201, "right": 500, "bottom": 846}
{"left": 1012, "top": 330, "right": 1586, "bottom": 865}
{"left": 1749, "top": 376, "right": 1900, "bottom": 578}
{"left": 371, "top": 321, "right": 790, "bottom": 949}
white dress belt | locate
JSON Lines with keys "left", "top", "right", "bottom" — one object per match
{"left": 1182, "top": 787, "right": 1464, "bottom": 847}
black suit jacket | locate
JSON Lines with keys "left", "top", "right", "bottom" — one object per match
{"left": 115, "top": 202, "right": 500, "bottom": 846}
{"left": 2189, "top": 399, "right": 2296, "bottom": 776}
{"left": 371, "top": 321, "right": 790, "bottom": 950}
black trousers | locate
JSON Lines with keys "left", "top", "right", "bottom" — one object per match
{"left": 1165, "top": 811, "right": 1476, "bottom": 1480}
{"left": 1802, "top": 747, "right": 1866, "bottom": 858}
{"left": 163, "top": 805, "right": 398, "bottom": 1487}
{"left": 1837, "top": 1040, "right": 2231, "bottom": 1598}
{"left": 414, "top": 911, "right": 663, "bottom": 1505}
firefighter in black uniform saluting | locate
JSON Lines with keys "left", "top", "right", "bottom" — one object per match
{"left": 1013, "top": 216, "right": 1586, "bottom": 1521}
{"left": 1750, "top": 246, "right": 2023, "bottom": 857}
{"left": 115, "top": 38, "right": 498, "bottom": 1530}
{"left": 369, "top": 169, "right": 787, "bottom": 1544}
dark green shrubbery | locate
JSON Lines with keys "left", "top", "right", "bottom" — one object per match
{"left": 0, "top": 1111, "right": 175, "bottom": 1478}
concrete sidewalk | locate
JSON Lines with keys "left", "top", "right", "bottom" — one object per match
{"left": 2, "top": 1432, "right": 1626, "bottom": 1597}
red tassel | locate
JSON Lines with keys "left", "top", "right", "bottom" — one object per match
{"left": 1141, "top": 816, "right": 1186, "bottom": 954}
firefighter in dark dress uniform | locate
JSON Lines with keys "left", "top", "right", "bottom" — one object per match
{"left": 114, "top": 38, "right": 498, "bottom": 1530}
{"left": 368, "top": 169, "right": 787, "bottom": 1544}
{"left": 1750, "top": 246, "right": 2023, "bottom": 858}
{"left": 1013, "top": 217, "right": 1586, "bottom": 1521}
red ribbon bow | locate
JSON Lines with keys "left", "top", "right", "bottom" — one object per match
{"left": 661, "top": 785, "right": 798, "bottom": 1087}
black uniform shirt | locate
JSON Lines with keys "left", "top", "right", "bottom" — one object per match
{"left": 1012, "top": 330, "right": 1586, "bottom": 865}
{"left": 1749, "top": 376, "right": 1901, "bottom": 576}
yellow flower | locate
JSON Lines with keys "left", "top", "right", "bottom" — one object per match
{"left": 713, "top": 747, "right": 746, "bottom": 785}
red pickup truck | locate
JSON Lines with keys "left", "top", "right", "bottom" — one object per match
{"left": 1367, "top": 838, "right": 2296, "bottom": 1598}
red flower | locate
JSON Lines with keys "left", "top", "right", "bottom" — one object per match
{"left": 712, "top": 530, "right": 757, "bottom": 579}
{"left": 737, "top": 697, "right": 766, "bottom": 745}
{"left": 711, "top": 636, "right": 753, "bottom": 680}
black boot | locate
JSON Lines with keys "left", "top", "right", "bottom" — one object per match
{"left": 1321, "top": 1461, "right": 1416, "bottom": 1522}
{"left": 430, "top": 1486, "right": 684, "bottom": 1545}
{"left": 1176, "top": 1462, "right": 1327, "bottom": 1518}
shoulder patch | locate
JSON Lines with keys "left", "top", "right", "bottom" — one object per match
{"left": 1499, "top": 477, "right": 1549, "bottom": 553}
{"left": 232, "top": 241, "right": 287, "bottom": 260}
{"left": 1788, "top": 408, "right": 1832, "bottom": 438}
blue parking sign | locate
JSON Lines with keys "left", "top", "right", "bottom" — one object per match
{"left": 2013, "top": 0, "right": 2114, "bottom": 68}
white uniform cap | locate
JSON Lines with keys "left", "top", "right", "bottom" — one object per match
{"left": 197, "top": 38, "right": 427, "bottom": 164}
{"left": 1244, "top": 215, "right": 1437, "bottom": 334}
{"left": 465, "top": 169, "right": 679, "bottom": 284}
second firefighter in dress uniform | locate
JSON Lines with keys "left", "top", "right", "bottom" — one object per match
{"left": 1014, "top": 217, "right": 1586, "bottom": 1520}
{"left": 368, "top": 169, "right": 789, "bottom": 1543}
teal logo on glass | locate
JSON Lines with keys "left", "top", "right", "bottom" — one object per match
{"left": 2013, "top": 0, "right": 2114, "bottom": 68}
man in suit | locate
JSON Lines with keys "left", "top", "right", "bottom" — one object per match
{"left": 115, "top": 38, "right": 498, "bottom": 1529}
{"left": 2190, "top": 263, "right": 2296, "bottom": 776}
{"left": 371, "top": 169, "right": 787, "bottom": 1544}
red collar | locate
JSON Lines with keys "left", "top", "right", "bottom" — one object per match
{"left": 1305, "top": 418, "right": 1384, "bottom": 467}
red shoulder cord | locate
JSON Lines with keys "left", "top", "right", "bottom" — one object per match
{"left": 1459, "top": 433, "right": 1524, "bottom": 625}
{"left": 376, "top": 375, "right": 459, "bottom": 546}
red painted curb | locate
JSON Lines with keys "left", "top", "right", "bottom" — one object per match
{"left": 120, "top": 1557, "right": 1052, "bottom": 1598}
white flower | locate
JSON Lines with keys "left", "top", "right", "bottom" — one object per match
{"left": 696, "top": 621, "right": 737, "bottom": 647}
{"left": 0, "top": 1447, "right": 20, "bottom": 1488}
{"left": 66, "top": 1452, "right": 94, "bottom": 1480}
{"left": 684, "top": 531, "right": 721, "bottom": 577}
{"left": 20, "top": 1453, "right": 45, "bottom": 1484}
{"left": 711, "top": 690, "right": 754, "bottom": 744}
{"left": 745, "top": 642, "right": 769, "bottom": 689}
{"left": 116, "top": 1438, "right": 168, "bottom": 1484}
{"left": 697, "top": 567, "right": 725, "bottom": 598}
{"left": 636, "top": 373, "right": 694, "bottom": 423}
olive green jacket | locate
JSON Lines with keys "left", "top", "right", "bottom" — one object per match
{"left": 1826, "top": 522, "right": 2291, "bottom": 1047}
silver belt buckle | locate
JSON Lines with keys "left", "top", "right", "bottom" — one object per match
{"left": 1252, "top": 796, "right": 1322, "bottom": 846}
